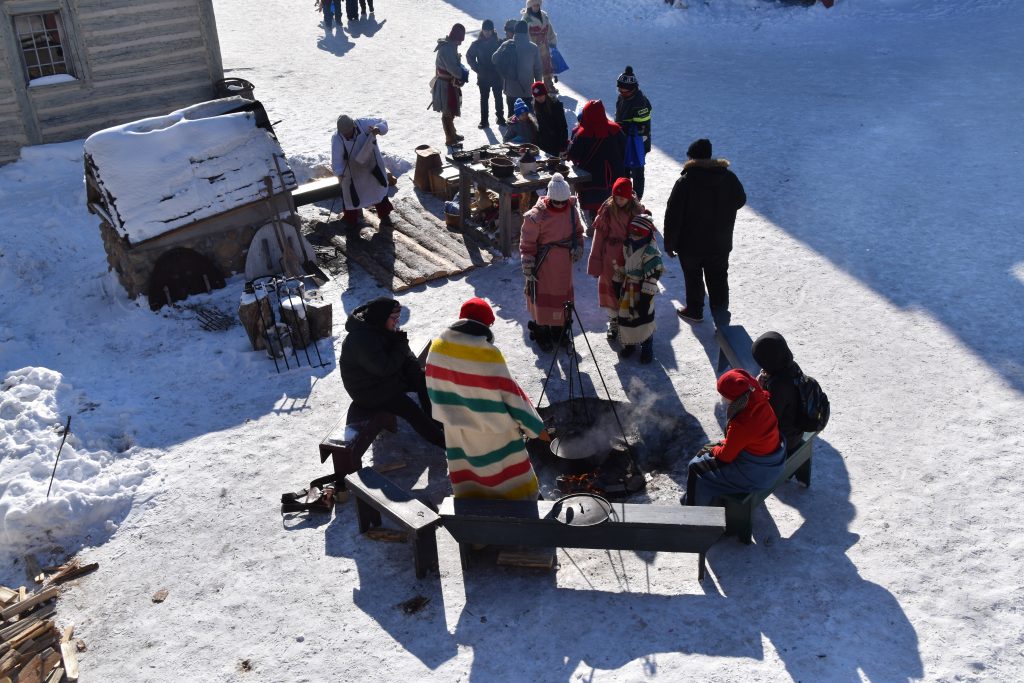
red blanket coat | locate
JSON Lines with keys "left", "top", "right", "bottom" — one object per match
{"left": 587, "top": 199, "right": 644, "bottom": 310}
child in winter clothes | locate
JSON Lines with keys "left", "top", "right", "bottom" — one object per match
{"left": 614, "top": 65, "right": 653, "bottom": 199}
{"left": 612, "top": 214, "right": 663, "bottom": 364}
{"left": 587, "top": 177, "right": 645, "bottom": 340}
{"left": 502, "top": 98, "right": 539, "bottom": 145}
{"left": 751, "top": 331, "right": 805, "bottom": 455}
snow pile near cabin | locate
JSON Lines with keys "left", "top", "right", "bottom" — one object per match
{"left": 84, "top": 100, "right": 293, "bottom": 244}
{"left": 0, "top": 367, "right": 153, "bottom": 569}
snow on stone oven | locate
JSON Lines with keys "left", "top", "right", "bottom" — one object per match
{"left": 83, "top": 96, "right": 311, "bottom": 309}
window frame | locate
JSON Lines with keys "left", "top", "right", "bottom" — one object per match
{"left": 13, "top": 9, "right": 73, "bottom": 82}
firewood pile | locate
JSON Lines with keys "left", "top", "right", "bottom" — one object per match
{"left": 0, "top": 560, "right": 94, "bottom": 682}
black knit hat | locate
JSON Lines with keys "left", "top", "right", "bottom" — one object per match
{"left": 687, "top": 138, "right": 712, "bottom": 160}
{"left": 617, "top": 65, "right": 638, "bottom": 90}
{"left": 482, "top": 19, "right": 494, "bottom": 31}
{"left": 361, "top": 297, "right": 400, "bottom": 327}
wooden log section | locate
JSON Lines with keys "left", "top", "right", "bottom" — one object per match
{"left": 238, "top": 292, "right": 274, "bottom": 351}
{"left": 303, "top": 294, "right": 333, "bottom": 341}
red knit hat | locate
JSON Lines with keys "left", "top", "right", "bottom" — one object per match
{"left": 448, "top": 23, "right": 466, "bottom": 41}
{"left": 628, "top": 214, "right": 655, "bottom": 237}
{"left": 716, "top": 368, "right": 759, "bottom": 400}
{"left": 459, "top": 297, "right": 495, "bottom": 326}
{"left": 531, "top": 81, "right": 547, "bottom": 97}
{"left": 612, "top": 177, "right": 633, "bottom": 199}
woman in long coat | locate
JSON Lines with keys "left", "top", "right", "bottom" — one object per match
{"left": 426, "top": 298, "right": 546, "bottom": 500}
{"left": 432, "top": 24, "right": 468, "bottom": 146}
{"left": 587, "top": 176, "right": 645, "bottom": 338}
{"left": 521, "top": 0, "right": 558, "bottom": 93}
{"left": 567, "top": 100, "right": 626, "bottom": 220}
{"left": 520, "top": 173, "right": 585, "bottom": 352}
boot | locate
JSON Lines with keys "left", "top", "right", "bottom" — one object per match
{"left": 640, "top": 337, "right": 654, "bottom": 364}
{"left": 619, "top": 344, "right": 636, "bottom": 359}
{"left": 606, "top": 317, "right": 618, "bottom": 341}
{"left": 478, "top": 119, "right": 488, "bottom": 129}
{"left": 442, "top": 115, "right": 458, "bottom": 146}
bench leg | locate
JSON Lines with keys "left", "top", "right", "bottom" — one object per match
{"left": 332, "top": 448, "right": 362, "bottom": 490}
{"left": 717, "top": 349, "right": 728, "bottom": 374}
{"left": 354, "top": 497, "right": 382, "bottom": 534}
{"left": 724, "top": 500, "right": 754, "bottom": 545}
{"left": 795, "top": 455, "right": 812, "bottom": 488}
{"left": 698, "top": 552, "right": 707, "bottom": 583}
{"left": 458, "top": 543, "right": 470, "bottom": 571}
{"left": 412, "top": 527, "right": 439, "bottom": 579}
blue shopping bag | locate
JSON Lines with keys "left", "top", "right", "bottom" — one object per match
{"left": 624, "top": 129, "right": 646, "bottom": 169}
{"left": 550, "top": 45, "right": 569, "bottom": 74}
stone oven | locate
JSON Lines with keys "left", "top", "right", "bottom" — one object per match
{"left": 83, "top": 96, "right": 299, "bottom": 307}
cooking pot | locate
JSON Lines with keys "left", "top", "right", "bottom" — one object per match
{"left": 489, "top": 157, "right": 515, "bottom": 178}
{"left": 547, "top": 434, "right": 614, "bottom": 474}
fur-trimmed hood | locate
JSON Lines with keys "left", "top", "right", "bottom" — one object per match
{"left": 682, "top": 158, "right": 731, "bottom": 174}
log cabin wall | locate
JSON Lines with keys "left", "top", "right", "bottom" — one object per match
{"left": 0, "top": 0, "right": 223, "bottom": 164}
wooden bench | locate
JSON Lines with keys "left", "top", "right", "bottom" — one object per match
{"left": 344, "top": 468, "right": 442, "bottom": 579}
{"left": 319, "top": 407, "right": 398, "bottom": 487}
{"left": 719, "top": 431, "right": 818, "bottom": 544}
{"left": 715, "top": 324, "right": 759, "bottom": 375}
{"left": 438, "top": 497, "right": 725, "bottom": 581}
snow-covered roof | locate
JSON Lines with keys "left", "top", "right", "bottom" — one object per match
{"left": 84, "top": 98, "right": 296, "bottom": 244}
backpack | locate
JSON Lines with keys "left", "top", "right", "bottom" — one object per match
{"left": 793, "top": 372, "right": 830, "bottom": 432}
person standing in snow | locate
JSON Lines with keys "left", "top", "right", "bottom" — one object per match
{"left": 357, "top": 0, "right": 373, "bottom": 16}
{"left": 502, "top": 98, "right": 538, "bottom": 145}
{"left": 466, "top": 19, "right": 505, "bottom": 129}
{"left": 521, "top": 173, "right": 585, "bottom": 352}
{"left": 432, "top": 23, "right": 469, "bottom": 147}
{"left": 425, "top": 297, "right": 548, "bottom": 500}
{"left": 567, "top": 99, "right": 627, "bottom": 227}
{"left": 663, "top": 138, "right": 747, "bottom": 324}
{"left": 318, "top": 0, "right": 341, "bottom": 28}
{"left": 340, "top": 298, "right": 445, "bottom": 449}
{"left": 684, "top": 368, "right": 785, "bottom": 506}
{"left": 330, "top": 114, "right": 394, "bottom": 228}
{"left": 612, "top": 214, "right": 664, "bottom": 364}
{"left": 751, "top": 331, "right": 805, "bottom": 455}
{"left": 531, "top": 81, "right": 568, "bottom": 157}
{"left": 613, "top": 66, "right": 653, "bottom": 199}
{"left": 521, "top": 0, "right": 559, "bottom": 94}
{"left": 588, "top": 177, "right": 645, "bottom": 340}
{"left": 492, "top": 20, "right": 542, "bottom": 122}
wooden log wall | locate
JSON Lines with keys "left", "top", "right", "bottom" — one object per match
{"left": 0, "top": 0, "right": 224, "bottom": 163}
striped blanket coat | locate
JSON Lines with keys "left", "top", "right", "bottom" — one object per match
{"left": 425, "top": 322, "right": 544, "bottom": 500}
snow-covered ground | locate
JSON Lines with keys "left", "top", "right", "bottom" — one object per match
{"left": 1, "top": 0, "right": 1022, "bottom": 680}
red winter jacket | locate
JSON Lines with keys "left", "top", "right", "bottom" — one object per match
{"left": 711, "top": 369, "right": 782, "bottom": 463}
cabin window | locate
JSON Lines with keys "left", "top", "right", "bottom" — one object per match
{"left": 13, "top": 11, "right": 75, "bottom": 83}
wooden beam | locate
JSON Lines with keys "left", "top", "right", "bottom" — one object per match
{"left": 0, "top": 587, "right": 58, "bottom": 622}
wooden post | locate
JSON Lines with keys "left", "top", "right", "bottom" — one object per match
{"left": 278, "top": 296, "right": 310, "bottom": 349}
{"left": 498, "top": 191, "right": 513, "bottom": 257}
{"left": 304, "top": 295, "right": 333, "bottom": 341}
{"left": 238, "top": 291, "right": 273, "bottom": 351}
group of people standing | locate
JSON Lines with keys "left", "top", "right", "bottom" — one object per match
{"left": 331, "top": 3, "right": 809, "bottom": 518}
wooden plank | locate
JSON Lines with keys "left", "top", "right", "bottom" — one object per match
{"left": 59, "top": 641, "right": 78, "bottom": 682}
{"left": 46, "top": 563, "right": 98, "bottom": 586}
{"left": 344, "top": 468, "right": 440, "bottom": 533}
{"left": 16, "top": 653, "right": 42, "bottom": 683}
{"left": 496, "top": 548, "right": 556, "bottom": 569}
{"left": 0, "top": 587, "right": 58, "bottom": 622}
{"left": 90, "top": 46, "right": 208, "bottom": 77}
{"left": 0, "top": 587, "right": 16, "bottom": 606}
{"left": 76, "top": 0, "right": 189, "bottom": 21}
{"left": 0, "top": 605, "right": 55, "bottom": 642}
{"left": 44, "top": 665, "right": 64, "bottom": 683}
{"left": 364, "top": 528, "right": 408, "bottom": 543}
{"left": 31, "top": 71, "right": 207, "bottom": 112}
{"left": 391, "top": 200, "right": 487, "bottom": 269}
{"left": 83, "top": 15, "right": 197, "bottom": 39}
{"left": 90, "top": 29, "right": 202, "bottom": 55}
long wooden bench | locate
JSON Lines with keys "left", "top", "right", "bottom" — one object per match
{"left": 438, "top": 497, "right": 725, "bottom": 581}
{"left": 715, "top": 324, "right": 759, "bottom": 375}
{"left": 720, "top": 431, "right": 817, "bottom": 544}
{"left": 344, "top": 468, "right": 442, "bottom": 579}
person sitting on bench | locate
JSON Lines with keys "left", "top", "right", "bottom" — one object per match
{"left": 425, "top": 297, "right": 549, "bottom": 500}
{"left": 684, "top": 368, "right": 785, "bottom": 506}
{"left": 340, "top": 297, "right": 445, "bottom": 449}
{"left": 751, "top": 331, "right": 805, "bottom": 456}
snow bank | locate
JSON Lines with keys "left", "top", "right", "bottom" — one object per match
{"left": 84, "top": 100, "right": 295, "bottom": 244}
{"left": 0, "top": 367, "right": 153, "bottom": 571}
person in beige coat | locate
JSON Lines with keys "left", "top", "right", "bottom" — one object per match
{"left": 521, "top": 0, "right": 558, "bottom": 93}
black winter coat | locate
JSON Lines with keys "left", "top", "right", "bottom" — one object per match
{"left": 339, "top": 306, "right": 423, "bottom": 407}
{"left": 759, "top": 362, "right": 804, "bottom": 455}
{"left": 534, "top": 97, "right": 568, "bottom": 156}
{"left": 466, "top": 33, "right": 502, "bottom": 89}
{"left": 614, "top": 89, "right": 652, "bottom": 153}
{"left": 663, "top": 159, "right": 747, "bottom": 256}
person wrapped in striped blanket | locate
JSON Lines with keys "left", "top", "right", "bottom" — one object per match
{"left": 425, "top": 297, "right": 550, "bottom": 500}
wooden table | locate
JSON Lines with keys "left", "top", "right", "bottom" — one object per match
{"left": 450, "top": 153, "right": 591, "bottom": 256}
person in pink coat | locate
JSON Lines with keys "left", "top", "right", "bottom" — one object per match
{"left": 520, "top": 173, "right": 585, "bottom": 352}
{"left": 587, "top": 176, "right": 645, "bottom": 340}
